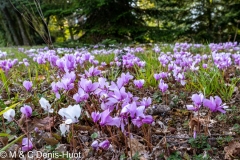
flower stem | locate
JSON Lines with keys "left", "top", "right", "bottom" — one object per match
{"left": 128, "top": 122, "right": 132, "bottom": 159}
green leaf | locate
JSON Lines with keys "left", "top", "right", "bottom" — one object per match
{"left": 0, "top": 133, "right": 9, "bottom": 137}
{"left": 0, "top": 99, "right": 7, "bottom": 109}
{"left": 91, "top": 132, "right": 98, "bottom": 139}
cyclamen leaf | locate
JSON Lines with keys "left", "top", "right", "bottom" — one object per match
{"left": 91, "top": 132, "right": 98, "bottom": 139}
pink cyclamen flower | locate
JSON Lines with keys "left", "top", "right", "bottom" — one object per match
{"left": 140, "top": 97, "right": 152, "bottom": 108}
{"left": 158, "top": 79, "right": 168, "bottom": 93}
{"left": 22, "top": 138, "right": 33, "bottom": 152}
{"left": 99, "top": 109, "right": 120, "bottom": 127}
{"left": 186, "top": 93, "right": 204, "bottom": 111}
{"left": 23, "top": 81, "right": 33, "bottom": 91}
{"left": 202, "top": 64, "right": 208, "bottom": 69}
{"left": 154, "top": 73, "right": 161, "bottom": 81}
{"left": 133, "top": 79, "right": 145, "bottom": 88}
{"left": 99, "top": 140, "right": 110, "bottom": 150}
{"left": 91, "top": 111, "right": 101, "bottom": 123}
{"left": 20, "top": 105, "right": 32, "bottom": 118}
{"left": 193, "top": 128, "right": 197, "bottom": 139}
{"left": 91, "top": 140, "right": 99, "bottom": 150}
{"left": 203, "top": 96, "right": 228, "bottom": 113}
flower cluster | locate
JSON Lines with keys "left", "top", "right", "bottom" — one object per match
{"left": 186, "top": 93, "right": 228, "bottom": 114}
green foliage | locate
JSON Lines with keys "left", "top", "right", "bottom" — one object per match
{"left": 152, "top": 91, "right": 162, "bottom": 103}
{"left": 101, "top": 39, "right": 118, "bottom": 47}
{"left": 90, "top": 132, "right": 98, "bottom": 139}
{"left": 167, "top": 151, "right": 182, "bottom": 160}
{"left": 95, "top": 53, "right": 115, "bottom": 64}
{"left": 188, "top": 135, "right": 211, "bottom": 150}
{"left": 186, "top": 65, "right": 239, "bottom": 101}
{"left": 120, "top": 154, "right": 127, "bottom": 160}
{"left": 192, "top": 153, "right": 211, "bottom": 160}
{"left": 132, "top": 151, "right": 140, "bottom": 160}
{"left": 76, "top": 0, "right": 157, "bottom": 43}
{"left": 0, "top": 31, "right": 6, "bottom": 47}
{"left": 216, "top": 136, "right": 233, "bottom": 146}
{"left": 232, "top": 124, "right": 240, "bottom": 135}
{"left": 134, "top": 51, "right": 161, "bottom": 87}
{"left": 0, "top": 69, "right": 10, "bottom": 97}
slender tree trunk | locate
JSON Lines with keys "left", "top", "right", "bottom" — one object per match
{"left": 207, "top": 0, "right": 213, "bottom": 40}
{"left": 0, "top": 16, "right": 14, "bottom": 45}
{"left": 2, "top": 7, "right": 20, "bottom": 45}
{"left": 16, "top": 12, "right": 30, "bottom": 45}
{"left": 69, "top": 27, "right": 74, "bottom": 40}
{"left": 68, "top": 18, "right": 74, "bottom": 40}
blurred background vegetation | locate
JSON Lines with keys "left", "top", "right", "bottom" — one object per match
{"left": 0, "top": 0, "right": 239, "bottom": 47}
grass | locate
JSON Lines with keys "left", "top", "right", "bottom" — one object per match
{"left": 186, "top": 65, "right": 240, "bottom": 101}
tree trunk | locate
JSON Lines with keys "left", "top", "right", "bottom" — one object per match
{"left": 2, "top": 7, "right": 20, "bottom": 45}
{"left": 16, "top": 12, "right": 30, "bottom": 45}
{"left": 0, "top": 16, "right": 14, "bottom": 46}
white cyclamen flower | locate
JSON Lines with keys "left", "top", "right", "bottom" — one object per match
{"left": 59, "top": 122, "right": 70, "bottom": 136}
{"left": 3, "top": 108, "right": 15, "bottom": 122}
{"left": 58, "top": 104, "right": 81, "bottom": 123}
{"left": 39, "top": 97, "right": 53, "bottom": 113}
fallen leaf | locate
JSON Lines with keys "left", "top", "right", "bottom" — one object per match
{"left": 52, "top": 133, "right": 62, "bottom": 141}
{"left": 224, "top": 141, "right": 240, "bottom": 160}
{"left": 43, "top": 137, "right": 59, "bottom": 146}
{"left": 128, "top": 138, "right": 148, "bottom": 159}
{"left": 32, "top": 117, "right": 54, "bottom": 131}
{"left": 0, "top": 137, "right": 8, "bottom": 146}
{"left": 73, "top": 124, "right": 91, "bottom": 131}
{"left": 55, "top": 144, "right": 67, "bottom": 153}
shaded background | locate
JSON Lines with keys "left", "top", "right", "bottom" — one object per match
{"left": 0, "top": 0, "right": 239, "bottom": 47}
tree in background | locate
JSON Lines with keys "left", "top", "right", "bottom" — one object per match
{"left": 74, "top": 0, "right": 161, "bottom": 43}
{"left": 0, "top": 0, "right": 239, "bottom": 46}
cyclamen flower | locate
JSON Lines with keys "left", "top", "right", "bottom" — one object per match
{"left": 85, "top": 66, "right": 101, "bottom": 77}
{"left": 22, "top": 138, "right": 33, "bottom": 152}
{"left": 121, "top": 102, "right": 145, "bottom": 118}
{"left": 73, "top": 88, "right": 89, "bottom": 103}
{"left": 34, "top": 127, "right": 39, "bottom": 133}
{"left": 91, "top": 140, "right": 99, "bottom": 150}
{"left": 63, "top": 71, "right": 76, "bottom": 83}
{"left": 203, "top": 96, "right": 228, "bottom": 113}
{"left": 39, "top": 97, "right": 53, "bottom": 113}
{"left": 51, "top": 82, "right": 60, "bottom": 99}
{"left": 107, "top": 87, "right": 128, "bottom": 106}
{"left": 59, "top": 122, "right": 70, "bottom": 136}
{"left": 91, "top": 111, "right": 101, "bottom": 123}
{"left": 57, "top": 78, "right": 74, "bottom": 91}
{"left": 79, "top": 78, "right": 99, "bottom": 93}
{"left": 58, "top": 104, "right": 82, "bottom": 123}
{"left": 99, "top": 109, "right": 120, "bottom": 127}
{"left": 120, "top": 72, "right": 133, "bottom": 85}
{"left": 202, "top": 64, "right": 208, "bottom": 69}
{"left": 132, "top": 115, "right": 154, "bottom": 128}
{"left": 99, "top": 140, "right": 110, "bottom": 150}
{"left": 159, "top": 72, "right": 168, "bottom": 79}
{"left": 133, "top": 79, "right": 144, "bottom": 88}
{"left": 23, "top": 81, "right": 33, "bottom": 91}
{"left": 159, "top": 79, "right": 168, "bottom": 93}
{"left": 140, "top": 97, "right": 152, "bottom": 108}
{"left": 193, "top": 127, "right": 197, "bottom": 139}
{"left": 186, "top": 93, "right": 204, "bottom": 111}
{"left": 154, "top": 73, "right": 161, "bottom": 81}
{"left": 3, "top": 108, "right": 15, "bottom": 122}
{"left": 20, "top": 105, "right": 32, "bottom": 118}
